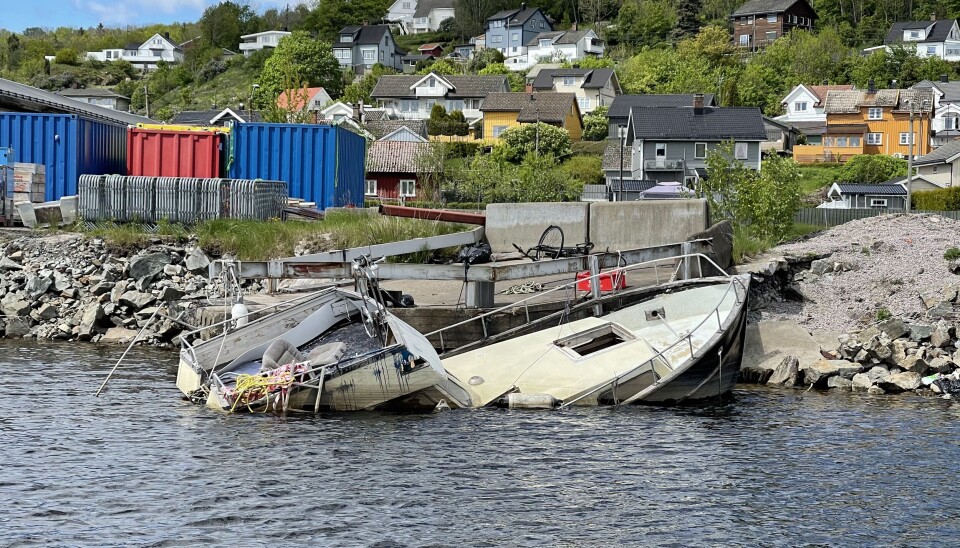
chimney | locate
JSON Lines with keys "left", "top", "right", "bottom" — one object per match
{"left": 931, "top": 13, "right": 937, "bottom": 21}
{"left": 572, "top": 21, "right": 578, "bottom": 31}
{"left": 351, "top": 102, "right": 361, "bottom": 122}
{"left": 164, "top": 31, "right": 170, "bottom": 40}
{"left": 942, "top": 73, "right": 950, "bottom": 83}
{"left": 693, "top": 93, "right": 704, "bottom": 114}
{"left": 867, "top": 79, "right": 876, "bottom": 93}
{"left": 521, "top": 2, "right": 527, "bottom": 10}
{"left": 362, "top": 20, "right": 368, "bottom": 26}
{"left": 822, "top": 79, "right": 828, "bottom": 85}
{"left": 525, "top": 83, "right": 533, "bottom": 93}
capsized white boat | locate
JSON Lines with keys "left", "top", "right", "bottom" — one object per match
{"left": 176, "top": 258, "right": 471, "bottom": 413}
{"left": 431, "top": 256, "right": 751, "bottom": 408}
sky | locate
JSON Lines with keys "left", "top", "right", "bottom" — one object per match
{"left": 3, "top": 1, "right": 305, "bottom": 33}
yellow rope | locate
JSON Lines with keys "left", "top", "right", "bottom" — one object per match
{"left": 230, "top": 370, "right": 296, "bottom": 412}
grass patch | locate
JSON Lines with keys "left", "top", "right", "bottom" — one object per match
{"left": 798, "top": 164, "right": 843, "bottom": 194}
{"left": 732, "top": 223, "right": 821, "bottom": 264}
{"left": 945, "top": 247, "right": 960, "bottom": 261}
{"left": 74, "top": 212, "right": 470, "bottom": 262}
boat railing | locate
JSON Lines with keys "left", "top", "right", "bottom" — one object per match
{"left": 559, "top": 274, "right": 749, "bottom": 408}
{"left": 426, "top": 252, "right": 731, "bottom": 354}
{"left": 178, "top": 286, "right": 339, "bottom": 367}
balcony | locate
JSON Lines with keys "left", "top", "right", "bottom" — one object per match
{"left": 644, "top": 159, "right": 685, "bottom": 171}
{"left": 792, "top": 145, "right": 864, "bottom": 165}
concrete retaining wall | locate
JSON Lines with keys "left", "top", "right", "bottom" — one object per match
{"left": 588, "top": 199, "right": 709, "bottom": 252}
{"left": 485, "top": 202, "right": 590, "bottom": 253}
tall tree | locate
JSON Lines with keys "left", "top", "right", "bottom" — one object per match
{"left": 199, "top": 1, "right": 257, "bottom": 50}
{"left": 451, "top": 0, "right": 515, "bottom": 39}
{"left": 671, "top": 0, "right": 701, "bottom": 41}
{"left": 257, "top": 31, "right": 344, "bottom": 104}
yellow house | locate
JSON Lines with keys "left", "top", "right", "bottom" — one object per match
{"left": 793, "top": 87, "right": 935, "bottom": 164}
{"left": 480, "top": 92, "right": 583, "bottom": 141}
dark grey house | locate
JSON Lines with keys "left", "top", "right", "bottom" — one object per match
{"left": 824, "top": 182, "right": 907, "bottom": 209}
{"left": 485, "top": 5, "right": 553, "bottom": 59}
{"left": 623, "top": 97, "right": 767, "bottom": 185}
{"left": 606, "top": 94, "right": 716, "bottom": 139}
{"left": 333, "top": 25, "right": 405, "bottom": 74}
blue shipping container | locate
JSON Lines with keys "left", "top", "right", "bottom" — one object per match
{"left": 0, "top": 113, "right": 127, "bottom": 201}
{"left": 229, "top": 123, "right": 365, "bottom": 210}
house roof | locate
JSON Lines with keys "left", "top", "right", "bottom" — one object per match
{"left": 602, "top": 140, "right": 633, "bottom": 171}
{"left": 241, "top": 30, "right": 291, "bottom": 39}
{"left": 531, "top": 68, "right": 616, "bottom": 90}
{"left": 366, "top": 141, "right": 434, "bottom": 173}
{"left": 824, "top": 123, "right": 869, "bottom": 134}
{"left": 365, "top": 119, "right": 428, "bottom": 140}
{"left": 823, "top": 89, "right": 934, "bottom": 113}
{"left": 835, "top": 183, "right": 906, "bottom": 195}
{"left": 170, "top": 108, "right": 262, "bottom": 125}
{"left": 629, "top": 106, "right": 767, "bottom": 141}
{"left": 526, "top": 29, "right": 594, "bottom": 47}
{"left": 914, "top": 79, "right": 960, "bottom": 102}
{"left": 413, "top": 0, "right": 454, "bottom": 18}
{"left": 732, "top": 0, "right": 815, "bottom": 17}
{"left": 57, "top": 88, "right": 129, "bottom": 100}
{"left": 371, "top": 74, "right": 509, "bottom": 99}
{"left": 789, "top": 121, "right": 827, "bottom": 134}
{"left": 480, "top": 92, "right": 578, "bottom": 123}
{"left": 276, "top": 87, "right": 327, "bottom": 110}
{"left": 608, "top": 94, "right": 716, "bottom": 118}
{"left": 611, "top": 180, "right": 657, "bottom": 192}
{"left": 419, "top": 43, "right": 442, "bottom": 51}
{"left": 884, "top": 19, "right": 958, "bottom": 44}
{"left": 487, "top": 7, "right": 544, "bottom": 25}
{"left": 915, "top": 139, "right": 960, "bottom": 165}
{"left": 334, "top": 25, "right": 392, "bottom": 47}
{"left": 807, "top": 84, "right": 855, "bottom": 107}
{"left": 0, "top": 77, "right": 152, "bottom": 125}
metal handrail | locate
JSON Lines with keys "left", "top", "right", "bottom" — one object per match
{"left": 559, "top": 275, "right": 748, "bottom": 408}
{"left": 426, "top": 252, "right": 729, "bottom": 347}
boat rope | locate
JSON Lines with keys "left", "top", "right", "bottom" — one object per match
{"left": 229, "top": 363, "right": 306, "bottom": 412}
{"left": 500, "top": 282, "right": 545, "bottom": 295}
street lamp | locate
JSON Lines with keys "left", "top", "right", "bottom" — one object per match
{"left": 529, "top": 94, "right": 540, "bottom": 156}
{"left": 905, "top": 96, "right": 931, "bottom": 214}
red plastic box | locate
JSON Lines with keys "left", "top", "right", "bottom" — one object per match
{"left": 576, "top": 271, "right": 626, "bottom": 292}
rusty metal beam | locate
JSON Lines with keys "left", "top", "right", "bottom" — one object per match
{"left": 379, "top": 205, "right": 486, "bottom": 225}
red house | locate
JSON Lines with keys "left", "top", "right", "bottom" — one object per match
{"left": 365, "top": 141, "right": 437, "bottom": 201}
{"left": 418, "top": 43, "right": 444, "bottom": 59}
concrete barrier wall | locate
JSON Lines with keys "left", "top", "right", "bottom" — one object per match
{"left": 485, "top": 202, "right": 590, "bottom": 253}
{"left": 588, "top": 199, "right": 709, "bottom": 252}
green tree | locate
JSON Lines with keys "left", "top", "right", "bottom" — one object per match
{"left": 53, "top": 48, "right": 81, "bottom": 66}
{"left": 417, "top": 58, "right": 464, "bottom": 75}
{"left": 478, "top": 62, "right": 524, "bottom": 91}
{"left": 671, "top": 0, "right": 701, "bottom": 41}
{"left": 451, "top": 0, "right": 514, "bottom": 39}
{"left": 198, "top": 1, "right": 257, "bottom": 50}
{"left": 341, "top": 64, "right": 395, "bottom": 105}
{"left": 303, "top": 0, "right": 392, "bottom": 42}
{"left": 735, "top": 155, "right": 803, "bottom": 240}
{"left": 581, "top": 105, "right": 609, "bottom": 141}
{"left": 257, "top": 31, "right": 344, "bottom": 105}
{"left": 447, "top": 110, "right": 469, "bottom": 136}
{"left": 835, "top": 155, "right": 907, "bottom": 184}
{"left": 427, "top": 103, "right": 451, "bottom": 135}
{"left": 498, "top": 123, "right": 572, "bottom": 162}
{"left": 465, "top": 48, "right": 504, "bottom": 72}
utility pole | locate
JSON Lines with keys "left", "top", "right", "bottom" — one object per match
{"left": 907, "top": 100, "right": 914, "bottom": 214}
{"left": 144, "top": 85, "right": 149, "bottom": 118}
{"left": 618, "top": 124, "right": 627, "bottom": 202}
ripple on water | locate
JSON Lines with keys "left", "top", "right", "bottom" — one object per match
{"left": 3, "top": 340, "right": 960, "bottom": 546}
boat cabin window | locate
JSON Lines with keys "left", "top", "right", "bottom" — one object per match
{"left": 554, "top": 323, "right": 635, "bottom": 359}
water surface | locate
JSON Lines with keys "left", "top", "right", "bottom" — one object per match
{"left": 2, "top": 340, "right": 959, "bottom": 546}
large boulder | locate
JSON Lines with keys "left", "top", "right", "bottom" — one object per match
{"left": 767, "top": 356, "right": 800, "bottom": 387}
{"left": 877, "top": 371, "right": 922, "bottom": 393}
{"left": 827, "top": 376, "right": 852, "bottom": 390}
{"left": 801, "top": 359, "right": 843, "bottom": 387}
{"left": 899, "top": 354, "right": 930, "bottom": 375}
{"left": 3, "top": 317, "right": 32, "bottom": 338}
{"left": 742, "top": 320, "right": 824, "bottom": 381}
{"left": 119, "top": 291, "right": 156, "bottom": 311}
{"left": 0, "top": 256, "right": 23, "bottom": 271}
{"left": 77, "top": 303, "right": 104, "bottom": 339}
{"left": 101, "top": 327, "right": 139, "bottom": 344}
{"left": 930, "top": 321, "right": 952, "bottom": 348}
{"left": 24, "top": 274, "right": 52, "bottom": 300}
{"left": 158, "top": 286, "right": 185, "bottom": 302}
{"left": 1, "top": 298, "right": 32, "bottom": 318}
{"left": 185, "top": 248, "right": 211, "bottom": 273}
{"left": 129, "top": 252, "right": 171, "bottom": 281}
{"left": 865, "top": 366, "right": 890, "bottom": 383}
{"left": 877, "top": 318, "right": 909, "bottom": 340}
{"left": 851, "top": 373, "right": 874, "bottom": 391}
{"left": 908, "top": 323, "right": 933, "bottom": 342}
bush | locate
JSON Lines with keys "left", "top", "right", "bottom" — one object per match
{"left": 443, "top": 141, "right": 481, "bottom": 158}
{"left": 945, "top": 247, "right": 960, "bottom": 261}
{"left": 498, "top": 123, "right": 572, "bottom": 162}
{"left": 835, "top": 155, "right": 907, "bottom": 184}
{"left": 562, "top": 155, "right": 604, "bottom": 186}
{"left": 581, "top": 106, "right": 609, "bottom": 141}
{"left": 913, "top": 186, "right": 960, "bottom": 211}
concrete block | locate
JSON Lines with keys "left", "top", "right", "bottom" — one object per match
{"left": 485, "top": 202, "right": 589, "bottom": 253}
{"left": 742, "top": 319, "right": 824, "bottom": 375}
{"left": 588, "top": 200, "right": 709, "bottom": 252}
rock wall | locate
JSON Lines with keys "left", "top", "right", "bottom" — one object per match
{"left": 0, "top": 233, "right": 244, "bottom": 345}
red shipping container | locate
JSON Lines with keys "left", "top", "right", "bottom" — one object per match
{"left": 126, "top": 128, "right": 222, "bottom": 178}
{"left": 576, "top": 271, "right": 627, "bottom": 292}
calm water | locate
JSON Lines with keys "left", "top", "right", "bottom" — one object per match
{"left": 3, "top": 340, "right": 960, "bottom": 547}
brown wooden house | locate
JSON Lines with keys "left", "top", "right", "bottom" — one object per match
{"left": 365, "top": 141, "right": 437, "bottom": 202}
{"left": 731, "top": 0, "right": 817, "bottom": 51}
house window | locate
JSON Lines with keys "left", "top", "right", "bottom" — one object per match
{"left": 748, "top": 15, "right": 754, "bottom": 23}
{"left": 835, "top": 136, "right": 848, "bottom": 147}
{"left": 766, "top": 31, "right": 777, "bottom": 41}
{"left": 948, "top": 48, "right": 960, "bottom": 56}
{"left": 794, "top": 101, "right": 808, "bottom": 112}
{"left": 492, "top": 35, "right": 503, "bottom": 43}
{"left": 365, "top": 180, "right": 378, "bottom": 196}
{"left": 447, "top": 99, "right": 464, "bottom": 111}
{"left": 578, "top": 97, "right": 591, "bottom": 109}
{"left": 909, "top": 30, "right": 920, "bottom": 39}
{"left": 868, "top": 107, "right": 883, "bottom": 120}
{"left": 363, "top": 50, "right": 375, "bottom": 60}
{"left": 511, "top": 32, "right": 519, "bottom": 42}
{"left": 945, "top": 117, "right": 959, "bottom": 130}
{"left": 767, "top": 13, "right": 777, "bottom": 22}
{"left": 562, "top": 76, "right": 575, "bottom": 86}
{"left": 400, "top": 99, "right": 418, "bottom": 112}
{"left": 927, "top": 46, "right": 937, "bottom": 56}
{"left": 492, "top": 125, "right": 508, "bottom": 137}
{"left": 739, "top": 34, "right": 750, "bottom": 46}
{"left": 870, "top": 198, "right": 888, "bottom": 208}
{"left": 734, "top": 142, "right": 749, "bottom": 160}
{"left": 695, "top": 142, "right": 707, "bottom": 158}
{"left": 900, "top": 132, "right": 914, "bottom": 145}
{"left": 866, "top": 132, "right": 882, "bottom": 145}
{"left": 823, "top": 137, "right": 832, "bottom": 146}
{"left": 539, "top": 21, "right": 544, "bottom": 28}
{"left": 849, "top": 136, "right": 861, "bottom": 147}
{"left": 427, "top": 77, "right": 436, "bottom": 87}
{"left": 402, "top": 2, "right": 411, "bottom": 8}
{"left": 400, "top": 180, "right": 416, "bottom": 197}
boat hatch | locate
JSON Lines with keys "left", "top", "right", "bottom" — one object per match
{"left": 553, "top": 323, "right": 636, "bottom": 359}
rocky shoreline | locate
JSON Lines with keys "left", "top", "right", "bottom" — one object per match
{"left": 0, "top": 232, "right": 249, "bottom": 346}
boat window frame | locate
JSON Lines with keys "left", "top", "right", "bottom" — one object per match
{"left": 552, "top": 322, "right": 636, "bottom": 360}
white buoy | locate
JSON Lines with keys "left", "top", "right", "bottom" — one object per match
{"left": 231, "top": 298, "right": 249, "bottom": 328}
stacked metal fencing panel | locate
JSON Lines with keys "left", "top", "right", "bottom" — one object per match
{"left": 78, "top": 175, "right": 288, "bottom": 223}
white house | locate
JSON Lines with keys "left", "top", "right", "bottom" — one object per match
{"left": 239, "top": 30, "right": 291, "bottom": 56}
{"left": 530, "top": 68, "right": 620, "bottom": 114}
{"left": 776, "top": 84, "right": 855, "bottom": 123}
{"left": 913, "top": 138, "right": 960, "bottom": 188}
{"left": 507, "top": 29, "right": 604, "bottom": 71}
{"left": 881, "top": 18, "right": 960, "bottom": 61}
{"left": 912, "top": 76, "right": 960, "bottom": 146}
{"left": 85, "top": 33, "right": 184, "bottom": 71}
{"left": 412, "top": 0, "right": 455, "bottom": 33}
{"left": 370, "top": 72, "right": 510, "bottom": 124}
{"left": 386, "top": 0, "right": 417, "bottom": 34}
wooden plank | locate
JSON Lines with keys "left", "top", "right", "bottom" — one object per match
{"left": 380, "top": 205, "right": 486, "bottom": 225}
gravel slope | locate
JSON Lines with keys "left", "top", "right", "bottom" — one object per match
{"left": 755, "top": 213, "right": 960, "bottom": 332}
